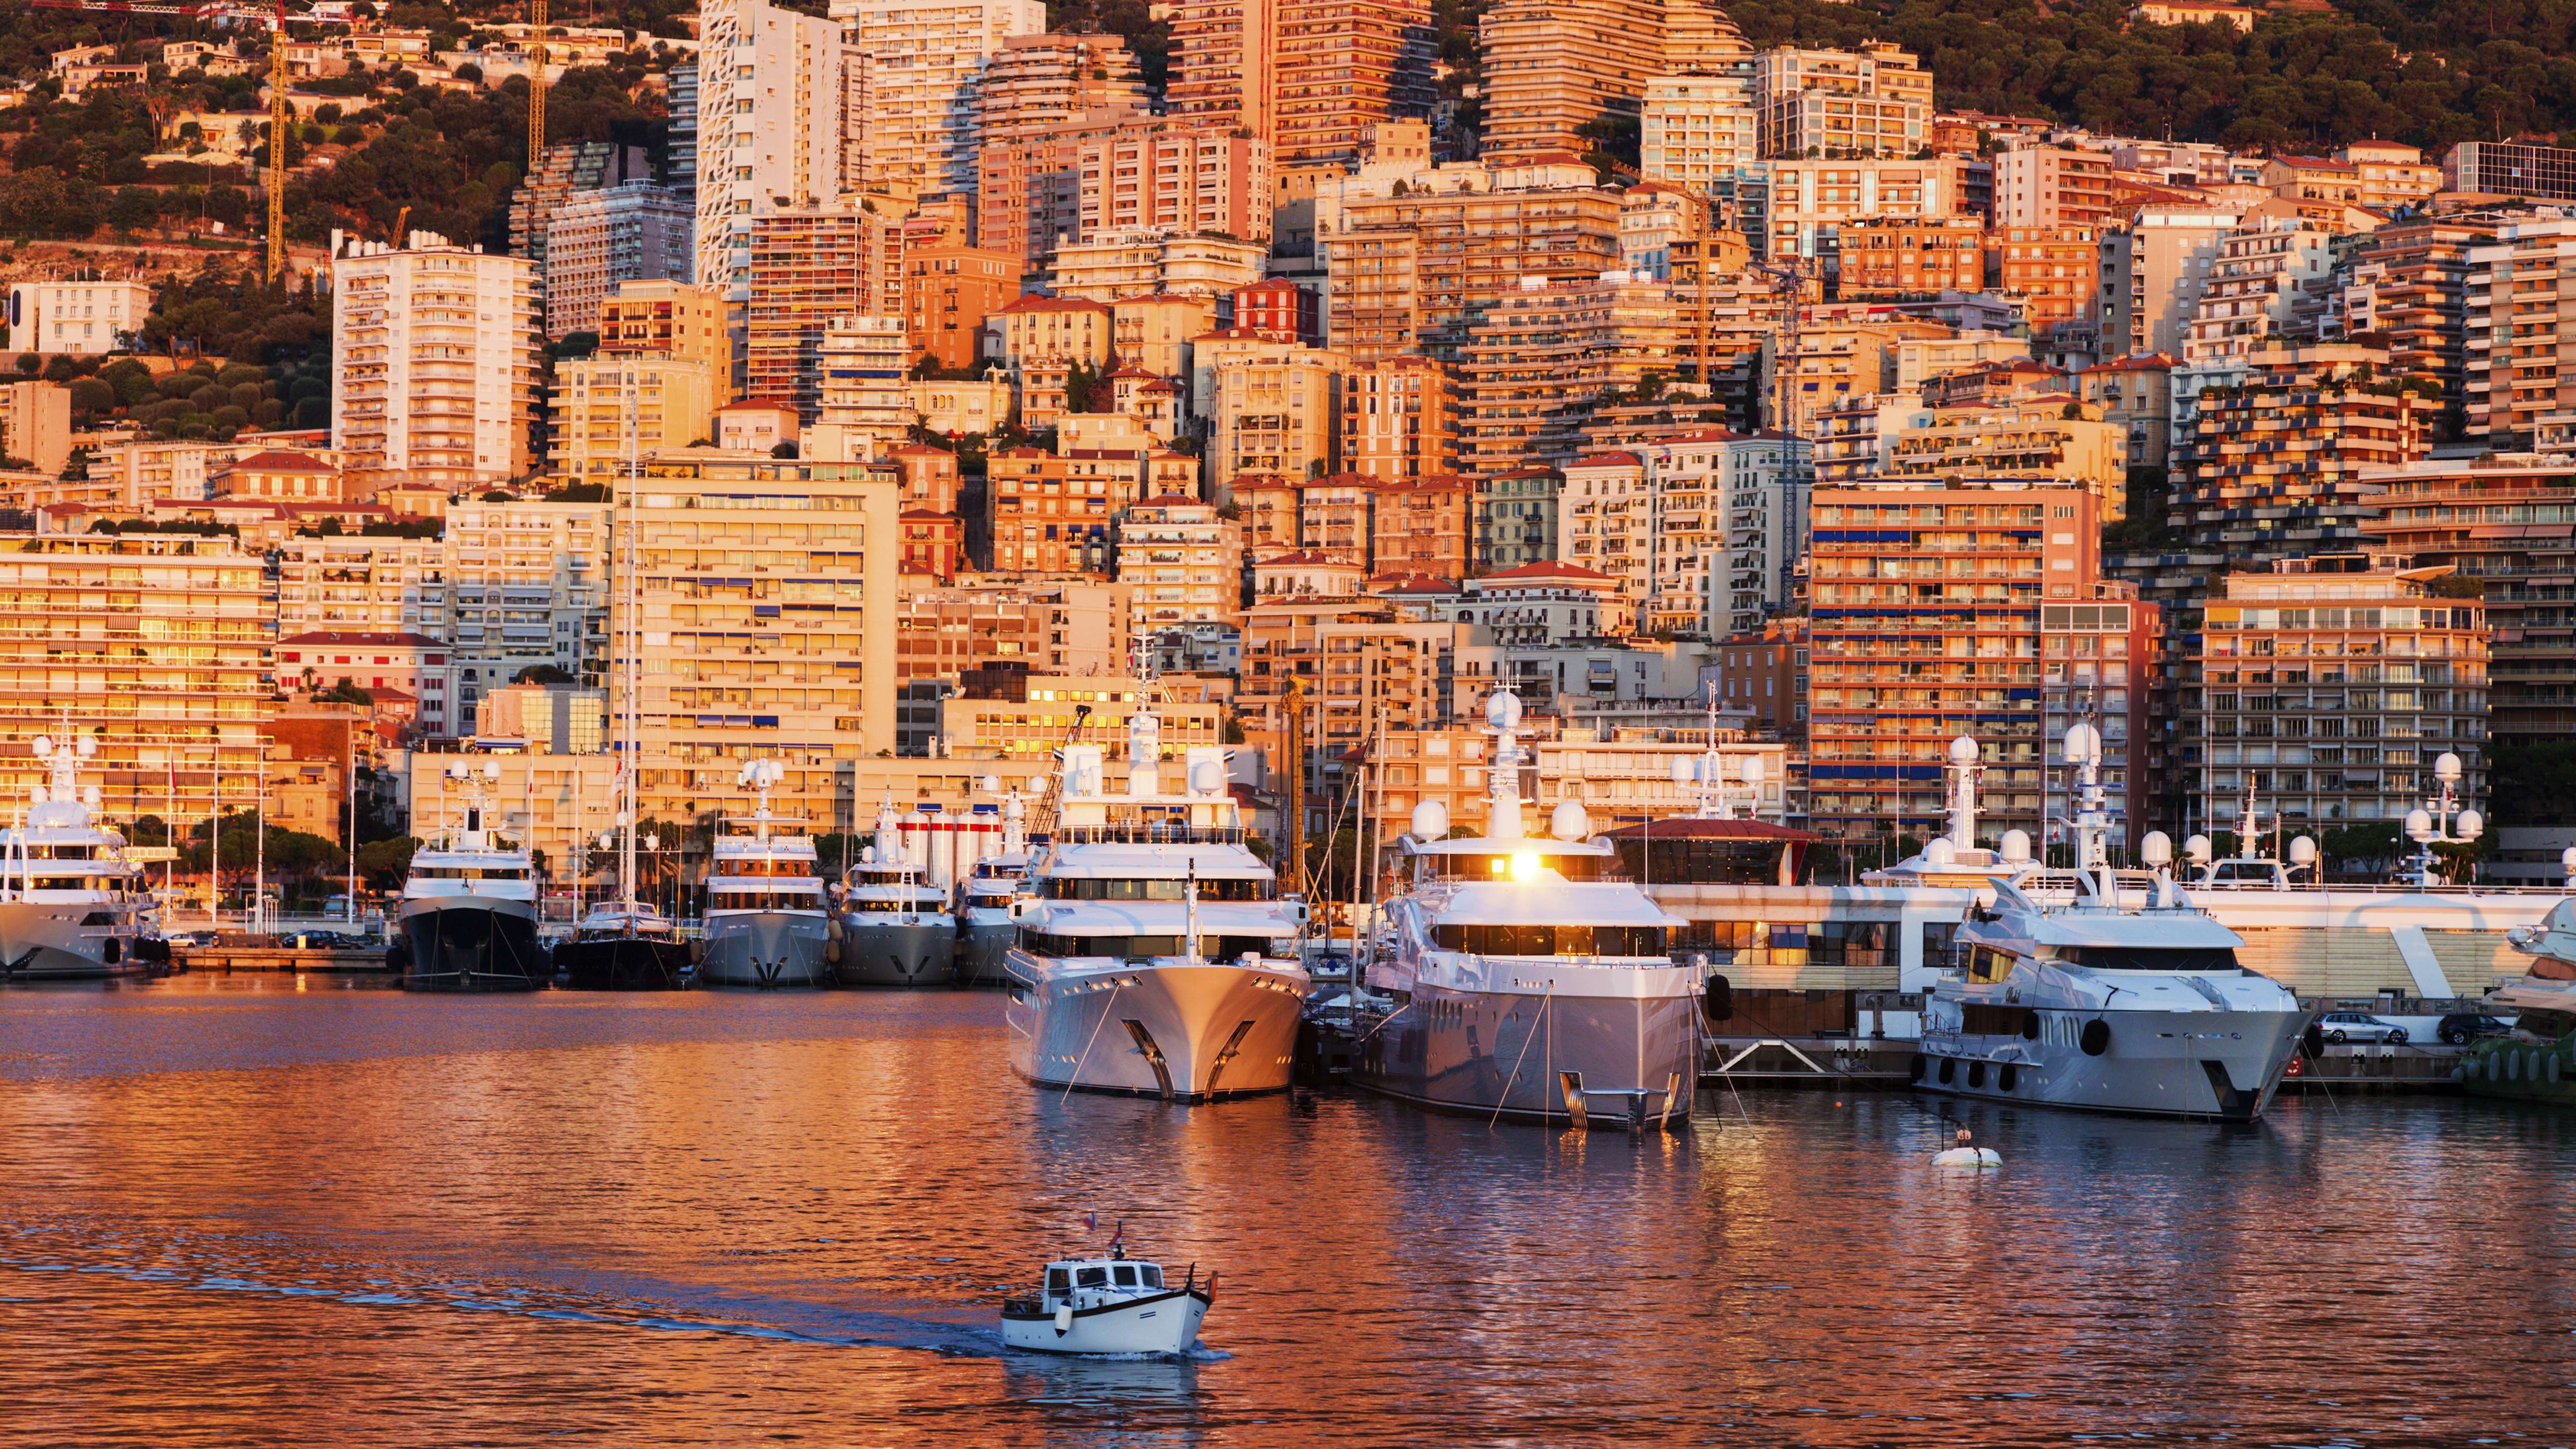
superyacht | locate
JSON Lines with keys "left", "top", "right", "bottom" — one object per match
{"left": 395, "top": 758, "right": 548, "bottom": 991}
{"left": 1351, "top": 690, "right": 1700, "bottom": 1130}
{"left": 834, "top": 798, "right": 958, "bottom": 987}
{"left": 955, "top": 783, "right": 1031, "bottom": 988}
{"left": 0, "top": 730, "right": 159, "bottom": 981}
{"left": 1916, "top": 724, "right": 2308, "bottom": 1121}
{"left": 2467, "top": 860, "right": 2576, "bottom": 1103}
{"left": 699, "top": 758, "right": 831, "bottom": 988}
{"left": 1004, "top": 711, "right": 1309, "bottom": 1100}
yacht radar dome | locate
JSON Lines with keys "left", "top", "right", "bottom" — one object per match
{"left": 1948, "top": 735, "right": 1980, "bottom": 766}
{"left": 1925, "top": 837, "right": 1956, "bottom": 865}
{"left": 1486, "top": 689, "right": 1522, "bottom": 731}
{"left": 2185, "top": 833, "right": 2212, "bottom": 863}
{"left": 1739, "top": 754, "right": 1765, "bottom": 785}
{"left": 2456, "top": 809, "right": 2485, "bottom": 842}
{"left": 2064, "top": 722, "right": 2102, "bottom": 764}
{"left": 1670, "top": 755, "right": 1696, "bottom": 787}
{"left": 2000, "top": 829, "right": 2032, "bottom": 864}
{"left": 1550, "top": 801, "right": 1589, "bottom": 841}
{"left": 2141, "top": 830, "right": 2173, "bottom": 867}
{"left": 2436, "top": 752, "right": 2463, "bottom": 785}
{"left": 1410, "top": 799, "right": 1449, "bottom": 839}
{"left": 2289, "top": 835, "right": 2318, "bottom": 868}
{"left": 2404, "top": 808, "right": 2435, "bottom": 843}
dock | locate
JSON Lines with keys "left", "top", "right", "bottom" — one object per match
{"left": 1697, "top": 1034, "right": 2469, "bottom": 1094}
{"left": 174, "top": 948, "right": 391, "bottom": 975}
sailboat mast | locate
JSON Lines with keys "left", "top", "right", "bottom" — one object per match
{"left": 620, "top": 365, "right": 639, "bottom": 907}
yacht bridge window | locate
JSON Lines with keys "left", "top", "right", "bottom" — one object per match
{"left": 1431, "top": 923, "right": 1666, "bottom": 956}
{"left": 408, "top": 866, "right": 526, "bottom": 880}
{"left": 1020, "top": 930, "right": 1283, "bottom": 959}
{"left": 2054, "top": 945, "right": 2240, "bottom": 972}
{"left": 1044, "top": 877, "right": 1273, "bottom": 902}
{"left": 710, "top": 886, "right": 821, "bottom": 910}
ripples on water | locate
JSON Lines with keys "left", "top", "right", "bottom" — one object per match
{"left": 0, "top": 975, "right": 2570, "bottom": 1446}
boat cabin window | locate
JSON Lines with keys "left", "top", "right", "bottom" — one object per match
{"left": 1047, "top": 1269, "right": 1070, "bottom": 1294}
{"left": 1613, "top": 837, "right": 1796, "bottom": 885}
{"left": 2529, "top": 955, "right": 2576, "bottom": 983}
{"left": 1431, "top": 852, "right": 1607, "bottom": 882}
{"left": 410, "top": 866, "right": 524, "bottom": 880}
{"left": 1966, "top": 946, "right": 2016, "bottom": 983}
{"left": 1431, "top": 923, "right": 1666, "bottom": 957}
{"left": 1141, "top": 1266, "right": 1162, "bottom": 1288}
{"left": 719, "top": 857, "right": 814, "bottom": 877}
{"left": 1019, "top": 930, "right": 1285, "bottom": 960}
{"left": 2054, "top": 945, "right": 2240, "bottom": 972}
{"left": 1075, "top": 1267, "right": 1109, "bottom": 1289}
{"left": 1112, "top": 1265, "right": 1138, "bottom": 1287}
{"left": 709, "top": 885, "right": 820, "bottom": 911}
{"left": 851, "top": 898, "right": 933, "bottom": 914}
{"left": 2208, "top": 862, "right": 2278, "bottom": 884}
{"left": 1055, "top": 819, "right": 1246, "bottom": 846}
{"left": 1045, "top": 877, "right": 1273, "bottom": 902}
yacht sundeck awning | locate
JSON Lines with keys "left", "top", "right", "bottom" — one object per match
{"left": 1430, "top": 880, "right": 1686, "bottom": 928}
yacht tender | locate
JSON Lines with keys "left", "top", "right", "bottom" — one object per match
{"left": 1000, "top": 1241, "right": 1214, "bottom": 1357}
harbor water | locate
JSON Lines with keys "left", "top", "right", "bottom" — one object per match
{"left": 2, "top": 976, "right": 2572, "bottom": 1446}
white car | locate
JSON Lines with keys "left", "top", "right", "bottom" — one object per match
{"left": 2319, "top": 1011, "right": 2408, "bottom": 1045}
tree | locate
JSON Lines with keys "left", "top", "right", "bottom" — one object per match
{"left": 355, "top": 835, "right": 418, "bottom": 890}
{"left": 317, "top": 677, "right": 373, "bottom": 706}
{"left": 512, "top": 664, "right": 575, "bottom": 684}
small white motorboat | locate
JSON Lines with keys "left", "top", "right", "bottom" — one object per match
{"left": 1000, "top": 1245, "right": 1214, "bottom": 1357}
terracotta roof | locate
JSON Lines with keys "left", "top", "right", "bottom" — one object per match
{"left": 1569, "top": 451, "right": 1642, "bottom": 468}
{"left": 891, "top": 443, "right": 955, "bottom": 457}
{"left": 1256, "top": 549, "right": 1359, "bottom": 569}
{"left": 226, "top": 449, "right": 335, "bottom": 472}
{"left": 716, "top": 399, "right": 799, "bottom": 414}
{"left": 899, "top": 507, "right": 959, "bottom": 522}
{"left": 998, "top": 294, "right": 1113, "bottom": 314}
{"left": 1133, "top": 492, "right": 1205, "bottom": 507}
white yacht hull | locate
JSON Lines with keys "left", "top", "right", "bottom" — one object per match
{"left": 1918, "top": 1005, "right": 2308, "bottom": 1121}
{"left": 1000, "top": 1287, "right": 1212, "bottom": 1357}
{"left": 0, "top": 900, "right": 150, "bottom": 981}
{"left": 1352, "top": 977, "right": 1700, "bottom": 1129}
{"left": 1004, "top": 950, "right": 1306, "bottom": 1100}
{"left": 700, "top": 910, "right": 831, "bottom": 989}
{"left": 833, "top": 915, "right": 956, "bottom": 988}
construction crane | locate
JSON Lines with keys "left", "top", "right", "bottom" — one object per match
{"left": 31, "top": 0, "right": 351, "bottom": 283}
{"left": 527, "top": 0, "right": 545, "bottom": 169}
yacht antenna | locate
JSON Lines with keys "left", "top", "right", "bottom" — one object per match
{"left": 1485, "top": 689, "right": 1526, "bottom": 840}
{"left": 1184, "top": 855, "right": 1199, "bottom": 965}
{"left": 1946, "top": 735, "right": 1982, "bottom": 853}
{"left": 2064, "top": 723, "right": 2113, "bottom": 900}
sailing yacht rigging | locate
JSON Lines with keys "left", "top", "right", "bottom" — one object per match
{"left": 556, "top": 415, "right": 689, "bottom": 990}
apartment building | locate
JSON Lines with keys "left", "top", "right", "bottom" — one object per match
{"left": 1476, "top": 465, "right": 1563, "bottom": 573}
{"left": 444, "top": 497, "right": 610, "bottom": 718}
{"left": 838, "top": 0, "right": 1045, "bottom": 199}
{"left": 547, "top": 353, "right": 725, "bottom": 481}
{"left": 1234, "top": 277, "right": 1320, "bottom": 344}
{"left": 1206, "top": 342, "right": 1349, "bottom": 491}
{"left": 1640, "top": 59, "right": 1758, "bottom": 190}
{"left": 988, "top": 444, "right": 1191, "bottom": 574}
{"left": 901, "top": 246, "right": 1015, "bottom": 370}
{"left": 2074, "top": 351, "right": 2176, "bottom": 470}
{"left": 742, "top": 203, "right": 906, "bottom": 418}
{"left": 2171, "top": 341, "right": 2427, "bottom": 556}
{"left": 330, "top": 231, "right": 541, "bottom": 489}
{"left": 1164, "top": 0, "right": 1281, "bottom": 141}
{"left": 598, "top": 281, "right": 732, "bottom": 379}
{"left": 691, "top": 0, "right": 854, "bottom": 299}
{"left": 543, "top": 181, "right": 693, "bottom": 338}
{"left": 1117, "top": 493, "right": 1243, "bottom": 642}
{"left": 1326, "top": 186, "right": 1625, "bottom": 360}
{"left": 0, "top": 533, "right": 271, "bottom": 825}
{"left": 1992, "top": 147, "right": 2120, "bottom": 228}
{"left": 813, "top": 317, "right": 912, "bottom": 460}
{"left": 273, "top": 534, "right": 446, "bottom": 647}
{"left": 1271, "top": 0, "right": 1434, "bottom": 167}
{"left": 972, "top": 36, "right": 1153, "bottom": 268}
{"left": 1048, "top": 230, "right": 1268, "bottom": 303}
{"left": 1771, "top": 315, "right": 1949, "bottom": 438}
{"left": 0, "top": 383, "right": 70, "bottom": 477}
{"left": 985, "top": 294, "right": 1113, "bottom": 374}
{"left": 2442, "top": 140, "right": 2576, "bottom": 201}
{"left": 2095, "top": 205, "right": 2239, "bottom": 357}
{"left": 2465, "top": 214, "right": 2576, "bottom": 447}
{"left": 1804, "top": 481, "right": 2106, "bottom": 845}
{"left": 1893, "top": 330, "right": 2030, "bottom": 391}
{"left": 895, "top": 579, "right": 1134, "bottom": 681}
{"left": 509, "top": 141, "right": 652, "bottom": 265}
{"left": 4, "top": 277, "right": 152, "bottom": 355}
{"left": 2341, "top": 218, "right": 2493, "bottom": 438}
{"left": 2366, "top": 452, "right": 2576, "bottom": 744}
{"left": 1479, "top": 0, "right": 1742, "bottom": 161}
{"left": 1762, "top": 156, "right": 1984, "bottom": 261}
{"left": 1366, "top": 475, "right": 1475, "bottom": 581}
{"left": 1075, "top": 120, "right": 1273, "bottom": 244}
{"left": 1563, "top": 430, "right": 1811, "bottom": 639}
{"left": 2174, "top": 217, "right": 2337, "bottom": 418}
{"left": 2185, "top": 554, "right": 2488, "bottom": 830}
{"left": 1834, "top": 217, "right": 1987, "bottom": 299}
{"left": 1754, "top": 42, "right": 1932, "bottom": 160}
{"left": 1994, "top": 224, "right": 2099, "bottom": 331}
{"left": 1455, "top": 273, "right": 1693, "bottom": 478}
{"left": 1818, "top": 395, "right": 2127, "bottom": 518}
{"left": 617, "top": 451, "right": 902, "bottom": 832}
{"left": 1337, "top": 353, "right": 1456, "bottom": 481}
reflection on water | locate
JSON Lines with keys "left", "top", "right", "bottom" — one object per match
{"left": 0, "top": 975, "right": 2571, "bottom": 1445}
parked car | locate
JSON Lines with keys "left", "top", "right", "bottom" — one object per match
{"left": 2320, "top": 1011, "right": 2408, "bottom": 1045}
{"left": 2438, "top": 1012, "right": 2513, "bottom": 1046}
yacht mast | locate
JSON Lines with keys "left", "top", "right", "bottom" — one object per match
{"left": 619, "top": 364, "right": 639, "bottom": 909}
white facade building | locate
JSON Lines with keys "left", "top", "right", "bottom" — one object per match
{"left": 1640, "top": 68, "right": 1758, "bottom": 190}
{"left": 813, "top": 316, "right": 912, "bottom": 460}
{"left": 1562, "top": 430, "right": 1812, "bottom": 641}
{"left": 330, "top": 230, "right": 542, "bottom": 487}
{"left": 692, "top": 0, "right": 856, "bottom": 301}
{"left": 6, "top": 278, "right": 153, "bottom": 355}
{"left": 838, "top": 0, "right": 1045, "bottom": 199}
{"left": 544, "top": 181, "right": 694, "bottom": 338}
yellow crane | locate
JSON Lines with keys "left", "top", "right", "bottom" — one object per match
{"left": 528, "top": 0, "right": 545, "bottom": 168}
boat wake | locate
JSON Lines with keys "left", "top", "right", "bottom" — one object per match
{"left": 0, "top": 1217, "right": 1235, "bottom": 1366}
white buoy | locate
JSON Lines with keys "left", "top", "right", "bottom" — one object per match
{"left": 1932, "top": 1128, "right": 2001, "bottom": 1170}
